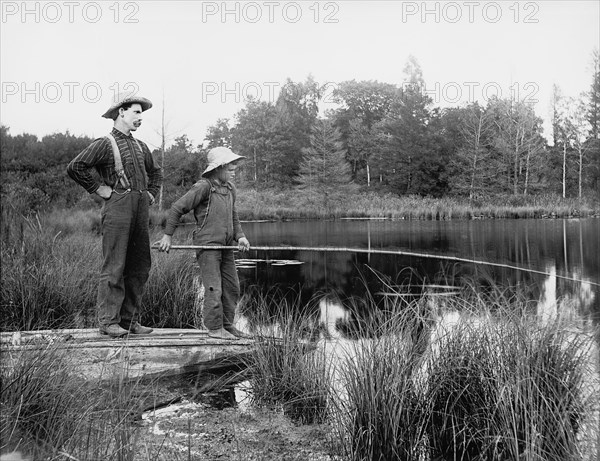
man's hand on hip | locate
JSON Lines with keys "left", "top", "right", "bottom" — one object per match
{"left": 95, "top": 185, "right": 113, "bottom": 200}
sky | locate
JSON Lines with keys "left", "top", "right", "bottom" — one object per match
{"left": 1, "top": 0, "right": 598, "bottom": 150}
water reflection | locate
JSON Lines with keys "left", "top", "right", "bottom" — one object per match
{"left": 538, "top": 265, "right": 558, "bottom": 323}
{"left": 310, "top": 270, "right": 599, "bottom": 441}
{"left": 537, "top": 264, "right": 597, "bottom": 329}
{"left": 235, "top": 218, "right": 599, "bottom": 323}
{"left": 319, "top": 297, "right": 349, "bottom": 339}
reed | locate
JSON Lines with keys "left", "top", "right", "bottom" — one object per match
{"left": 330, "top": 292, "right": 599, "bottom": 461}
{"left": 234, "top": 189, "right": 597, "bottom": 221}
{"left": 241, "top": 292, "right": 332, "bottom": 425}
{"left": 332, "top": 307, "right": 430, "bottom": 461}
{"left": 0, "top": 341, "right": 159, "bottom": 460}
{"left": 425, "top": 318, "right": 502, "bottom": 459}
{"left": 0, "top": 210, "right": 200, "bottom": 330}
{"left": 141, "top": 246, "right": 199, "bottom": 328}
{"left": 0, "top": 210, "right": 99, "bottom": 330}
{"left": 490, "top": 316, "right": 597, "bottom": 461}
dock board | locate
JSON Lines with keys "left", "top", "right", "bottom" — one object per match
{"left": 1, "top": 328, "right": 257, "bottom": 381}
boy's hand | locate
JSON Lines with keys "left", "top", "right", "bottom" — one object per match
{"left": 238, "top": 237, "right": 250, "bottom": 252}
{"left": 157, "top": 235, "right": 172, "bottom": 253}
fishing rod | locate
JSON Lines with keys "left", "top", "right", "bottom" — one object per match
{"left": 151, "top": 244, "right": 599, "bottom": 288}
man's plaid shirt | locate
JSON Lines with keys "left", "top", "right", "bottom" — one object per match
{"left": 67, "top": 127, "right": 162, "bottom": 197}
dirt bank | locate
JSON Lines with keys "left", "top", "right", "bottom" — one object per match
{"left": 138, "top": 396, "right": 339, "bottom": 460}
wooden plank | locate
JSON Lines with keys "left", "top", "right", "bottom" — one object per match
{"left": 0, "top": 328, "right": 258, "bottom": 381}
{"left": 0, "top": 328, "right": 212, "bottom": 346}
{"left": 1, "top": 327, "right": 208, "bottom": 340}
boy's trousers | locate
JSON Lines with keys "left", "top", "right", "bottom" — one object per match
{"left": 197, "top": 249, "right": 240, "bottom": 330}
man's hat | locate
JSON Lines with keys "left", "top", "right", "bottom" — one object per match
{"left": 102, "top": 91, "right": 153, "bottom": 119}
{"left": 202, "top": 147, "right": 246, "bottom": 177}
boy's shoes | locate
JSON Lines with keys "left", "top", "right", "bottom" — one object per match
{"left": 225, "top": 326, "right": 254, "bottom": 339}
{"left": 121, "top": 321, "right": 153, "bottom": 335}
{"left": 208, "top": 328, "right": 239, "bottom": 340}
{"left": 99, "top": 324, "right": 128, "bottom": 338}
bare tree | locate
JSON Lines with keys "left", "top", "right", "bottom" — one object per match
{"left": 347, "top": 118, "right": 377, "bottom": 187}
{"left": 158, "top": 93, "right": 166, "bottom": 210}
{"left": 571, "top": 96, "right": 592, "bottom": 199}
{"left": 490, "top": 97, "right": 544, "bottom": 195}
{"left": 460, "top": 104, "right": 493, "bottom": 201}
{"left": 152, "top": 92, "right": 186, "bottom": 210}
{"left": 552, "top": 89, "right": 582, "bottom": 198}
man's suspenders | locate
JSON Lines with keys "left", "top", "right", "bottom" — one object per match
{"left": 106, "top": 133, "right": 144, "bottom": 191}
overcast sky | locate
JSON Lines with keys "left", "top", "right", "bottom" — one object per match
{"left": 1, "top": 0, "right": 598, "bottom": 149}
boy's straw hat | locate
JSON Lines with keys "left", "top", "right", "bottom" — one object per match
{"left": 202, "top": 147, "right": 246, "bottom": 177}
{"left": 102, "top": 91, "right": 153, "bottom": 119}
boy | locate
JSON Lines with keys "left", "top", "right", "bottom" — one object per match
{"left": 157, "top": 147, "right": 251, "bottom": 340}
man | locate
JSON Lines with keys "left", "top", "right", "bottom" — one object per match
{"left": 67, "top": 92, "right": 162, "bottom": 338}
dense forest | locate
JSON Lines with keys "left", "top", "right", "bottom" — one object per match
{"left": 2, "top": 56, "right": 598, "bottom": 217}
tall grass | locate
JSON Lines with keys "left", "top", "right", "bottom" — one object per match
{"left": 1, "top": 341, "right": 158, "bottom": 460}
{"left": 426, "top": 321, "right": 500, "bottom": 460}
{"left": 333, "top": 311, "right": 429, "bottom": 461}
{"left": 235, "top": 189, "right": 598, "bottom": 221}
{"left": 0, "top": 207, "right": 100, "bottom": 330}
{"left": 142, "top": 250, "right": 199, "bottom": 328}
{"left": 330, "top": 294, "right": 599, "bottom": 461}
{"left": 242, "top": 293, "right": 332, "bottom": 425}
{"left": 424, "top": 314, "right": 597, "bottom": 460}
{"left": 0, "top": 206, "right": 201, "bottom": 330}
{"left": 491, "top": 318, "right": 595, "bottom": 461}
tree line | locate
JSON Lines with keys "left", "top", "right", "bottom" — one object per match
{"left": 217, "top": 54, "right": 599, "bottom": 202}
{"left": 1, "top": 54, "right": 598, "bottom": 216}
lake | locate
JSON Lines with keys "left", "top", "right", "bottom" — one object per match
{"left": 171, "top": 217, "right": 600, "bottom": 454}
{"left": 236, "top": 218, "right": 599, "bottom": 324}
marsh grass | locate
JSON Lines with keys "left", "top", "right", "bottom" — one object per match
{"left": 330, "top": 293, "right": 599, "bottom": 461}
{"left": 242, "top": 293, "right": 332, "bottom": 425}
{"left": 142, "top": 249, "right": 198, "bottom": 328}
{"left": 490, "top": 318, "right": 597, "bottom": 461}
{"left": 0, "top": 208, "right": 100, "bottom": 330}
{"left": 0, "top": 207, "right": 201, "bottom": 330}
{"left": 0, "top": 340, "right": 162, "bottom": 460}
{"left": 235, "top": 190, "right": 597, "bottom": 221}
{"left": 317, "top": 268, "right": 598, "bottom": 460}
{"left": 333, "top": 312, "right": 429, "bottom": 461}
{"left": 426, "top": 324, "right": 500, "bottom": 460}
{"left": 426, "top": 314, "right": 598, "bottom": 460}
